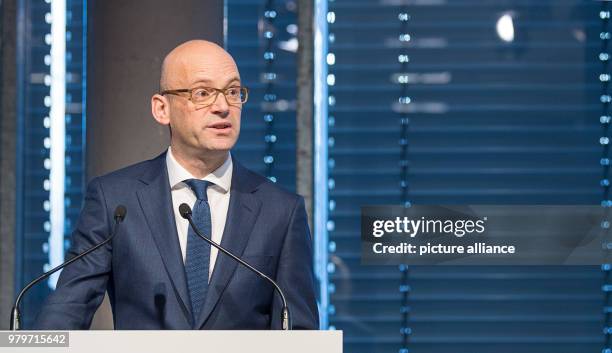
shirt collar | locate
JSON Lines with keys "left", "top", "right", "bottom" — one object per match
{"left": 166, "top": 147, "right": 232, "bottom": 193}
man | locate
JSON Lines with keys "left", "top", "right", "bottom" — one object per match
{"left": 34, "top": 40, "right": 319, "bottom": 330}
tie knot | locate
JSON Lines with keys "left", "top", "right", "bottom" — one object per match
{"left": 184, "top": 179, "right": 211, "bottom": 201}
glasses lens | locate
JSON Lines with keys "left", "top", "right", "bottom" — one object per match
{"left": 191, "top": 87, "right": 217, "bottom": 105}
{"left": 240, "top": 87, "right": 248, "bottom": 103}
{"left": 190, "top": 87, "right": 248, "bottom": 106}
{"left": 224, "top": 87, "right": 248, "bottom": 104}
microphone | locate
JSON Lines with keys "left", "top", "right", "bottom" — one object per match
{"left": 178, "top": 203, "right": 292, "bottom": 330}
{"left": 10, "top": 205, "right": 127, "bottom": 330}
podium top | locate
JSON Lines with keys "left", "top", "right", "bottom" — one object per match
{"left": 0, "top": 330, "right": 342, "bottom": 353}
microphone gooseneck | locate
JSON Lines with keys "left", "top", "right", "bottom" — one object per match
{"left": 9, "top": 205, "right": 127, "bottom": 330}
{"left": 178, "top": 203, "right": 292, "bottom": 330}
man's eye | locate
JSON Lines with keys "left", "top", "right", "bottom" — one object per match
{"left": 193, "top": 89, "right": 213, "bottom": 98}
{"left": 226, "top": 88, "right": 240, "bottom": 97}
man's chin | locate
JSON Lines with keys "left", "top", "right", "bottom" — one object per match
{"left": 204, "top": 141, "right": 237, "bottom": 153}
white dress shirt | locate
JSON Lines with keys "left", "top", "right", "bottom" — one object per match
{"left": 166, "top": 147, "right": 232, "bottom": 281}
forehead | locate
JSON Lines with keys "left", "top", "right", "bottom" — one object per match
{"left": 178, "top": 52, "right": 241, "bottom": 87}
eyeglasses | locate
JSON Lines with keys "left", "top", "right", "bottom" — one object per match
{"left": 160, "top": 86, "right": 249, "bottom": 107}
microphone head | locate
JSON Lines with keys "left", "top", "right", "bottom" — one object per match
{"left": 114, "top": 205, "right": 127, "bottom": 222}
{"left": 179, "top": 203, "right": 192, "bottom": 219}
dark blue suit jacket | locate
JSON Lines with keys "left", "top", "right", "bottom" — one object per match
{"left": 34, "top": 152, "right": 319, "bottom": 330}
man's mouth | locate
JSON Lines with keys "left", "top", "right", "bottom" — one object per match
{"left": 208, "top": 122, "right": 232, "bottom": 130}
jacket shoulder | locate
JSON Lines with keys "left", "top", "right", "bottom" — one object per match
{"left": 92, "top": 152, "right": 165, "bottom": 186}
{"left": 237, "top": 163, "right": 303, "bottom": 204}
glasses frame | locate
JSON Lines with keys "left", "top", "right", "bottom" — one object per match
{"left": 160, "top": 86, "right": 249, "bottom": 107}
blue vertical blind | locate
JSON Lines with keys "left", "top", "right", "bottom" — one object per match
{"left": 16, "top": 0, "right": 86, "bottom": 329}
{"left": 324, "top": 1, "right": 603, "bottom": 353}
{"left": 600, "top": 2, "right": 612, "bottom": 350}
{"left": 227, "top": 0, "right": 299, "bottom": 191}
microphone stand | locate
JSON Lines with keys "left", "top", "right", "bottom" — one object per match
{"left": 10, "top": 206, "right": 127, "bottom": 330}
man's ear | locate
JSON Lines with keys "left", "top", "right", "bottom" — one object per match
{"left": 151, "top": 94, "right": 171, "bottom": 126}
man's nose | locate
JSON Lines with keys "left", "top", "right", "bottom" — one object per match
{"left": 210, "top": 92, "right": 230, "bottom": 117}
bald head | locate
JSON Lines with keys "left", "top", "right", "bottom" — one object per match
{"left": 160, "top": 40, "right": 239, "bottom": 92}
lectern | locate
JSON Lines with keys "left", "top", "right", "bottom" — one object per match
{"left": 0, "top": 330, "right": 342, "bottom": 353}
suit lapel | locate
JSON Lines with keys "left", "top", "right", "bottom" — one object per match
{"left": 136, "top": 153, "right": 193, "bottom": 325}
{"left": 195, "top": 160, "right": 262, "bottom": 329}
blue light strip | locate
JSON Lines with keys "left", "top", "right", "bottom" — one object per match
{"left": 82, "top": 0, "right": 88, "bottom": 190}
{"left": 398, "top": 8, "right": 412, "bottom": 352}
{"left": 223, "top": 0, "right": 228, "bottom": 49}
{"left": 313, "top": 0, "right": 329, "bottom": 330}
{"left": 47, "top": 0, "right": 67, "bottom": 289}
{"left": 14, "top": 0, "right": 27, "bottom": 296}
{"left": 262, "top": 1, "right": 278, "bottom": 183}
{"left": 600, "top": 3, "right": 612, "bottom": 352}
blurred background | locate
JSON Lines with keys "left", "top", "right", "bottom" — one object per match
{"left": 0, "top": 0, "right": 608, "bottom": 352}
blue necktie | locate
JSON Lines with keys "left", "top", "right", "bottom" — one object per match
{"left": 183, "top": 179, "right": 212, "bottom": 324}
